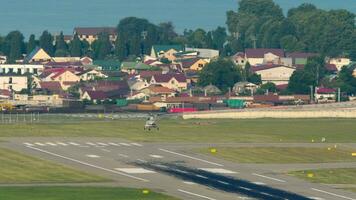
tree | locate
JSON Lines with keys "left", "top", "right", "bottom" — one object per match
{"left": 69, "top": 34, "right": 82, "bottom": 57}
{"left": 198, "top": 58, "right": 242, "bottom": 91}
{"left": 27, "top": 34, "right": 37, "bottom": 54}
{"left": 55, "top": 32, "right": 68, "bottom": 56}
{"left": 288, "top": 70, "right": 314, "bottom": 94}
{"left": 304, "top": 56, "right": 326, "bottom": 86}
{"left": 4, "top": 31, "right": 25, "bottom": 63}
{"left": 93, "top": 32, "right": 112, "bottom": 59}
{"left": 116, "top": 17, "right": 160, "bottom": 60}
{"left": 39, "top": 31, "right": 54, "bottom": 56}
{"left": 336, "top": 66, "right": 356, "bottom": 95}
{"left": 257, "top": 82, "right": 277, "bottom": 94}
{"left": 158, "top": 22, "right": 178, "bottom": 44}
{"left": 211, "top": 26, "right": 227, "bottom": 51}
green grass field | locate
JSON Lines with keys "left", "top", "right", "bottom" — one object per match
{"left": 197, "top": 147, "right": 356, "bottom": 163}
{"left": 1, "top": 118, "right": 356, "bottom": 143}
{"left": 0, "top": 187, "right": 179, "bottom": 200}
{"left": 289, "top": 168, "right": 356, "bottom": 184}
{"left": 0, "top": 148, "right": 107, "bottom": 184}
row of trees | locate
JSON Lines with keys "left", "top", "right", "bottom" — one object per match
{"left": 226, "top": 0, "right": 356, "bottom": 59}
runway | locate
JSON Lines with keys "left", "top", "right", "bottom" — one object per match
{"left": 3, "top": 138, "right": 356, "bottom": 200}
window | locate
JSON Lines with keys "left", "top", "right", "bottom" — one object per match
{"left": 8, "top": 68, "right": 13, "bottom": 73}
{"left": 9, "top": 77, "right": 13, "bottom": 84}
{"left": 9, "top": 85, "right": 12, "bottom": 90}
{"left": 33, "top": 69, "right": 38, "bottom": 74}
{"left": 198, "top": 64, "right": 204, "bottom": 68}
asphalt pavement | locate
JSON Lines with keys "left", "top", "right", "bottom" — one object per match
{"left": 2, "top": 137, "right": 356, "bottom": 200}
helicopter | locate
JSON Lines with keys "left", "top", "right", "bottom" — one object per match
{"left": 144, "top": 114, "right": 159, "bottom": 131}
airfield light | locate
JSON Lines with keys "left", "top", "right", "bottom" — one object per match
{"left": 142, "top": 189, "right": 150, "bottom": 194}
{"left": 307, "top": 173, "right": 314, "bottom": 178}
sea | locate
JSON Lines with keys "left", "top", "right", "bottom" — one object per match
{"left": 0, "top": 0, "right": 355, "bottom": 38}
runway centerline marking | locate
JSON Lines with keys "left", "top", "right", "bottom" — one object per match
{"left": 119, "top": 143, "right": 131, "bottom": 146}
{"left": 101, "top": 149, "right": 111, "bottom": 152}
{"left": 311, "top": 188, "right": 356, "bottom": 200}
{"left": 159, "top": 148, "right": 224, "bottom": 167}
{"left": 131, "top": 143, "right": 143, "bottom": 147}
{"left": 118, "top": 153, "right": 129, "bottom": 158}
{"left": 149, "top": 155, "right": 163, "bottom": 158}
{"left": 178, "top": 189, "right": 217, "bottom": 200}
{"left": 199, "top": 168, "right": 238, "bottom": 174}
{"left": 56, "top": 142, "right": 68, "bottom": 146}
{"left": 25, "top": 146, "right": 149, "bottom": 182}
{"left": 35, "top": 142, "right": 45, "bottom": 146}
{"left": 115, "top": 168, "right": 156, "bottom": 174}
{"left": 86, "top": 155, "right": 100, "bottom": 158}
{"left": 23, "top": 143, "right": 34, "bottom": 146}
{"left": 252, "top": 173, "right": 286, "bottom": 183}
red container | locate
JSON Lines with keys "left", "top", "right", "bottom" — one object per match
{"left": 168, "top": 108, "right": 197, "bottom": 113}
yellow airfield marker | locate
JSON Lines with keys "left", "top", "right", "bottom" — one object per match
{"left": 142, "top": 189, "right": 150, "bottom": 194}
{"left": 327, "top": 147, "right": 331, "bottom": 151}
{"left": 311, "top": 139, "right": 314, "bottom": 143}
{"left": 307, "top": 173, "right": 314, "bottom": 178}
{"left": 210, "top": 148, "right": 217, "bottom": 154}
{"left": 352, "top": 153, "right": 356, "bottom": 157}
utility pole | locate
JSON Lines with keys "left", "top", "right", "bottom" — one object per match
{"left": 310, "top": 85, "right": 314, "bottom": 103}
{"left": 338, "top": 88, "right": 341, "bottom": 102}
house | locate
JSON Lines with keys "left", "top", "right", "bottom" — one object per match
{"left": 141, "top": 85, "right": 176, "bottom": 98}
{"left": 77, "top": 69, "right": 107, "bottom": 81}
{"left": 179, "top": 58, "right": 208, "bottom": 71}
{"left": 315, "top": 88, "right": 336, "bottom": 103}
{"left": 0, "top": 64, "right": 44, "bottom": 75}
{"left": 73, "top": 27, "right": 117, "bottom": 44}
{"left": 174, "top": 51, "right": 199, "bottom": 60}
{"left": 81, "top": 90, "right": 107, "bottom": 103}
{"left": 52, "top": 57, "right": 81, "bottom": 63}
{"left": 0, "top": 56, "right": 7, "bottom": 64}
{"left": 120, "top": 62, "right": 152, "bottom": 74}
{"left": 39, "top": 81, "right": 63, "bottom": 94}
{"left": 150, "top": 73, "right": 187, "bottom": 91}
{"left": 233, "top": 82, "right": 257, "bottom": 94}
{"left": 80, "top": 57, "right": 93, "bottom": 65}
{"left": 0, "top": 89, "right": 11, "bottom": 99}
{"left": 245, "top": 48, "right": 286, "bottom": 66}
{"left": 251, "top": 64, "right": 296, "bottom": 85}
{"left": 232, "top": 52, "right": 247, "bottom": 66}
{"left": 185, "top": 47, "right": 219, "bottom": 59}
{"left": 329, "top": 58, "right": 351, "bottom": 71}
{"left": 287, "top": 52, "right": 318, "bottom": 66}
{"left": 150, "top": 45, "right": 184, "bottom": 61}
{"left": 203, "top": 84, "right": 221, "bottom": 95}
{"left": 24, "top": 47, "right": 53, "bottom": 63}
{"left": 127, "top": 91, "right": 147, "bottom": 100}
{"left": 41, "top": 69, "right": 80, "bottom": 90}
{"left": 0, "top": 73, "right": 28, "bottom": 92}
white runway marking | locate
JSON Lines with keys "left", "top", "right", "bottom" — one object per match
{"left": 183, "top": 181, "right": 196, "bottom": 185}
{"left": 56, "top": 142, "right": 68, "bottom": 146}
{"left": 23, "top": 143, "right": 34, "bottom": 146}
{"left": 86, "top": 155, "right": 100, "bottom": 158}
{"left": 311, "top": 188, "right": 356, "bottom": 200}
{"left": 35, "top": 142, "right": 45, "bottom": 146}
{"left": 252, "top": 173, "right": 286, "bottom": 183}
{"left": 136, "top": 159, "right": 147, "bottom": 163}
{"left": 253, "top": 182, "right": 266, "bottom": 185}
{"left": 309, "top": 197, "right": 325, "bottom": 200}
{"left": 86, "top": 142, "right": 97, "bottom": 146}
{"left": 25, "top": 146, "right": 149, "bottom": 182}
{"left": 218, "top": 180, "right": 230, "bottom": 185}
{"left": 108, "top": 143, "right": 120, "bottom": 146}
{"left": 178, "top": 189, "right": 217, "bottom": 200}
{"left": 68, "top": 142, "right": 80, "bottom": 146}
{"left": 97, "top": 142, "right": 108, "bottom": 146}
{"left": 159, "top": 148, "right": 224, "bottom": 167}
{"left": 199, "top": 168, "right": 237, "bottom": 174}
{"left": 149, "top": 155, "right": 163, "bottom": 158}
{"left": 45, "top": 142, "right": 57, "bottom": 146}
{"left": 239, "top": 186, "right": 252, "bottom": 191}
{"left": 131, "top": 143, "right": 143, "bottom": 147}
{"left": 101, "top": 149, "right": 111, "bottom": 152}
{"left": 196, "top": 174, "right": 208, "bottom": 179}
{"left": 119, "top": 143, "right": 131, "bottom": 146}
{"left": 118, "top": 153, "right": 129, "bottom": 158}
{"left": 115, "top": 168, "right": 156, "bottom": 174}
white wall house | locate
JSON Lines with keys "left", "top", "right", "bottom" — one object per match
{"left": 252, "top": 65, "right": 296, "bottom": 85}
{"left": 329, "top": 58, "right": 351, "bottom": 71}
{"left": 0, "top": 64, "right": 44, "bottom": 75}
{"left": 0, "top": 74, "right": 28, "bottom": 92}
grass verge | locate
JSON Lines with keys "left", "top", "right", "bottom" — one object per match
{"left": 289, "top": 168, "right": 356, "bottom": 184}
{"left": 0, "top": 187, "right": 179, "bottom": 200}
{"left": 0, "top": 147, "right": 107, "bottom": 184}
{"left": 1, "top": 118, "right": 356, "bottom": 143}
{"left": 197, "top": 147, "right": 356, "bottom": 163}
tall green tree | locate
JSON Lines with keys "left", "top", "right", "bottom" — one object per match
{"left": 4, "top": 31, "right": 25, "bottom": 63}
{"left": 39, "top": 30, "right": 54, "bottom": 56}
{"left": 93, "top": 32, "right": 112, "bottom": 59}
{"left": 198, "top": 58, "right": 242, "bottom": 91}
{"left": 54, "top": 32, "right": 68, "bottom": 56}
{"left": 27, "top": 34, "right": 37, "bottom": 54}
{"left": 69, "top": 34, "right": 82, "bottom": 57}
{"left": 158, "top": 22, "right": 178, "bottom": 44}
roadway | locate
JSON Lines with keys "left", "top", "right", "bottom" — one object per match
{"left": 2, "top": 138, "right": 356, "bottom": 200}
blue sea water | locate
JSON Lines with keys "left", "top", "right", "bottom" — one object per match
{"left": 0, "top": 0, "right": 354, "bottom": 37}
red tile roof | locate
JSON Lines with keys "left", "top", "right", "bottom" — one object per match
{"left": 139, "top": 71, "right": 162, "bottom": 79}
{"left": 180, "top": 58, "right": 201, "bottom": 69}
{"left": 86, "top": 91, "right": 107, "bottom": 100}
{"left": 317, "top": 88, "right": 336, "bottom": 94}
{"left": 251, "top": 64, "right": 294, "bottom": 72}
{"left": 152, "top": 73, "right": 187, "bottom": 83}
{"left": 39, "top": 81, "right": 63, "bottom": 93}
{"left": 276, "top": 84, "right": 288, "bottom": 91}
{"left": 245, "top": 48, "right": 285, "bottom": 58}
{"left": 325, "top": 64, "right": 338, "bottom": 72}
{"left": 0, "top": 89, "right": 11, "bottom": 97}
{"left": 147, "top": 85, "right": 175, "bottom": 94}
